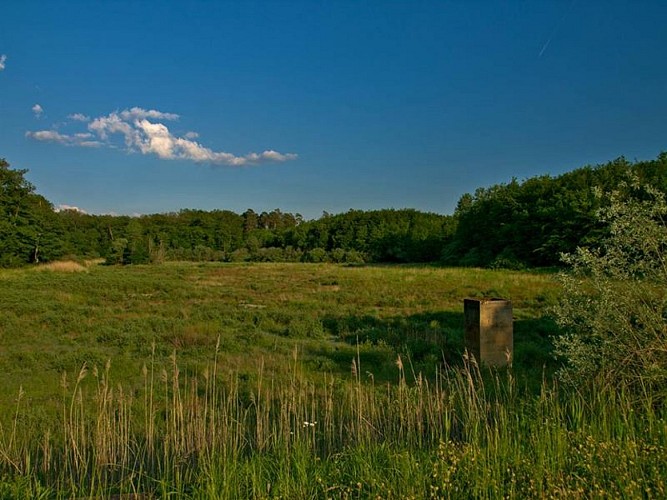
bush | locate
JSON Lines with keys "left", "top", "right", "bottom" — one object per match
{"left": 228, "top": 248, "right": 251, "bottom": 262}
{"left": 302, "top": 248, "right": 328, "bottom": 263}
{"left": 552, "top": 180, "right": 667, "bottom": 399}
{"left": 343, "top": 249, "right": 366, "bottom": 264}
{"left": 489, "top": 249, "right": 526, "bottom": 270}
{"left": 330, "top": 247, "right": 346, "bottom": 263}
{"left": 253, "top": 247, "right": 285, "bottom": 262}
{"left": 282, "top": 245, "right": 303, "bottom": 262}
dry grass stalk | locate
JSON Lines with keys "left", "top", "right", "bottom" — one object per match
{"left": 35, "top": 260, "right": 88, "bottom": 272}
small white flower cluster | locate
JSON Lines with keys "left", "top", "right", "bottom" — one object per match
{"left": 302, "top": 420, "right": 317, "bottom": 428}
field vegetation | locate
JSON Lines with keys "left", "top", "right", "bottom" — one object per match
{"left": 0, "top": 263, "right": 557, "bottom": 413}
{"left": 1, "top": 154, "right": 666, "bottom": 497}
{"left": 0, "top": 263, "right": 665, "bottom": 498}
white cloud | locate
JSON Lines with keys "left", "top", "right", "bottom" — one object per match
{"left": 28, "top": 106, "right": 297, "bottom": 166}
{"left": 26, "top": 130, "right": 102, "bottom": 148}
{"left": 32, "top": 104, "right": 44, "bottom": 117}
{"left": 134, "top": 119, "right": 177, "bottom": 159}
{"left": 68, "top": 113, "right": 90, "bottom": 122}
{"left": 119, "top": 107, "right": 179, "bottom": 121}
{"left": 55, "top": 204, "right": 87, "bottom": 214}
{"left": 257, "top": 150, "right": 298, "bottom": 162}
{"left": 132, "top": 118, "right": 267, "bottom": 166}
{"left": 26, "top": 130, "right": 69, "bottom": 142}
{"left": 0, "top": 55, "right": 6, "bottom": 71}
{"left": 88, "top": 112, "right": 140, "bottom": 146}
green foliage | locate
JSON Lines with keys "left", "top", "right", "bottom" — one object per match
{"left": 285, "top": 208, "right": 455, "bottom": 263}
{"left": 445, "top": 153, "right": 667, "bottom": 268}
{"left": 0, "top": 159, "right": 64, "bottom": 266}
{"left": 302, "top": 247, "right": 328, "bottom": 263}
{"left": 5, "top": 153, "right": 667, "bottom": 268}
{"left": 553, "top": 179, "right": 667, "bottom": 398}
{"left": 106, "top": 237, "right": 128, "bottom": 264}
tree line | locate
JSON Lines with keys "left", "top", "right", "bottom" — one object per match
{"left": 1, "top": 153, "right": 666, "bottom": 268}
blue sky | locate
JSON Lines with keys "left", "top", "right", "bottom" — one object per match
{"left": 1, "top": 1, "right": 666, "bottom": 219}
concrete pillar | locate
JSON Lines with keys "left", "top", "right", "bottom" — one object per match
{"left": 464, "top": 298, "right": 513, "bottom": 367}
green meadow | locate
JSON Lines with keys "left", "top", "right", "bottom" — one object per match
{"left": 0, "top": 263, "right": 664, "bottom": 498}
{"left": 0, "top": 262, "right": 557, "bottom": 403}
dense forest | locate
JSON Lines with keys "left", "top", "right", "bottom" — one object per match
{"left": 1, "top": 153, "right": 666, "bottom": 268}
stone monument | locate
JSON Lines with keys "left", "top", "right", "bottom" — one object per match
{"left": 464, "top": 298, "right": 513, "bottom": 367}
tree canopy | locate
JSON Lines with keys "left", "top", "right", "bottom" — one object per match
{"left": 1, "top": 153, "right": 666, "bottom": 267}
{"left": 0, "top": 159, "right": 62, "bottom": 266}
{"left": 443, "top": 153, "right": 667, "bottom": 268}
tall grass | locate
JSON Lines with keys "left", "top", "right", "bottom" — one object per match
{"left": 34, "top": 260, "right": 89, "bottom": 273}
{"left": 0, "top": 348, "right": 664, "bottom": 498}
{"left": 0, "top": 263, "right": 659, "bottom": 497}
{"left": 0, "top": 262, "right": 559, "bottom": 422}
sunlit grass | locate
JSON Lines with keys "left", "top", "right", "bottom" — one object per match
{"left": 33, "top": 260, "right": 89, "bottom": 273}
{"left": 0, "top": 351, "right": 664, "bottom": 498}
{"left": 0, "top": 263, "right": 559, "bottom": 412}
{"left": 4, "top": 262, "right": 645, "bottom": 497}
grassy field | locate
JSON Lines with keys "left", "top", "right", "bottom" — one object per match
{"left": 0, "top": 262, "right": 558, "bottom": 407}
{"left": 0, "top": 262, "right": 664, "bottom": 498}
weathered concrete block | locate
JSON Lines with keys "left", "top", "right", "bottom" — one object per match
{"left": 464, "top": 298, "right": 513, "bottom": 367}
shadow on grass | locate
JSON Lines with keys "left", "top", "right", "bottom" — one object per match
{"left": 304, "top": 311, "right": 560, "bottom": 386}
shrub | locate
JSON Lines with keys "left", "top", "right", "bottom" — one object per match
{"left": 488, "top": 248, "right": 526, "bottom": 270}
{"left": 552, "top": 179, "right": 667, "bottom": 399}
{"left": 343, "top": 249, "right": 366, "bottom": 264}
{"left": 253, "top": 247, "right": 285, "bottom": 262}
{"left": 330, "top": 247, "right": 346, "bottom": 263}
{"left": 302, "top": 248, "right": 328, "bottom": 263}
{"left": 282, "top": 245, "right": 303, "bottom": 262}
{"left": 228, "top": 247, "right": 251, "bottom": 262}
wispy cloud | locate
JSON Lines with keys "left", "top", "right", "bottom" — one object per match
{"left": 118, "top": 107, "right": 179, "bottom": 121}
{"left": 32, "top": 104, "right": 44, "bottom": 118}
{"left": 27, "top": 107, "right": 297, "bottom": 166}
{"left": 68, "top": 113, "right": 90, "bottom": 122}
{"left": 25, "top": 130, "right": 103, "bottom": 148}
{"left": 0, "top": 55, "right": 6, "bottom": 71}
